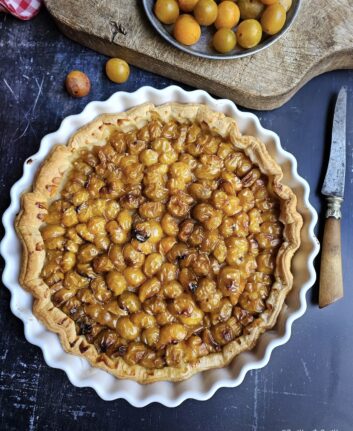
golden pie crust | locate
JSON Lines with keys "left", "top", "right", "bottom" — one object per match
{"left": 16, "top": 103, "right": 302, "bottom": 383}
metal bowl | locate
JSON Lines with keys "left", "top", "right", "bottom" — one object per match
{"left": 142, "top": 0, "right": 301, "bottom": 60}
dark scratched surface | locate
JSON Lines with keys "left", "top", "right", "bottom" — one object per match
{"left": 1, "top": 9, "right": 353, "bottom": 431}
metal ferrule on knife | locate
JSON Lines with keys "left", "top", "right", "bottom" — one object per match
{"left": 325, "top": 196, "right": 343, "bottom": 219}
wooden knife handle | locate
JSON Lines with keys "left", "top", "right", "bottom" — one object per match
{"left": 319, "top": 209, "right": 344, "bottom": 308}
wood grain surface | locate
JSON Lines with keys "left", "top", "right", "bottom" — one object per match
{"left": 319, "top": 217, "right": 344, "bottom": 308}
{"left": 43, "top": 0, "right": 353, "bottom": 110}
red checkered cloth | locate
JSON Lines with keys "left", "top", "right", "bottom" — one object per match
{"left": 0, "top": 0, "right": 41, "bottom": 20}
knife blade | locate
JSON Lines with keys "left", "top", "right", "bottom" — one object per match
{"left": 321, "top": 87, "right": 347, "bottom": 198}
{"left": 319, "top": 87, "right": 347, "bottom": 308}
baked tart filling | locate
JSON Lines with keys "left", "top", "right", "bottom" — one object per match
{"left": 16, "top": 103, "right": 302, "bottom": 382}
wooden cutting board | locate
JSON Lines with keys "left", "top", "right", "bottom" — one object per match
{"left": 44, "top": 0, "right": 353, "bottom": 110}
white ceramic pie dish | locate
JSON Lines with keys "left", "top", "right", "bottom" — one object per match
{"left": 1, "top": 86, "right": 319, "bottom": 407}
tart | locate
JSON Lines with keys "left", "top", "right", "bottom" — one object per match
{"left": 16, "top": 103, "right": 302, "bottom": 383}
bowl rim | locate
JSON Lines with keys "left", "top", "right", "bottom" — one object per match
{"left": 142, "top": 0, "right": 302, "bottom": 60}
{"left": 0, "top": 85, "right": 319, "bottom": 407}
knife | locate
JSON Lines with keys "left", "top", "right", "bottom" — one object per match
{"left": 319, "top": 87, "right": 347, "bottom": 308}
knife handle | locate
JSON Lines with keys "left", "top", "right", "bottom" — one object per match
{"left": 319, "top": 196, "right": 344, "bottom": 308}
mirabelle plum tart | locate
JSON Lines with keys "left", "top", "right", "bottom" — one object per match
{"left": 16, "top": 103, "right": 302, "bottom": 383}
